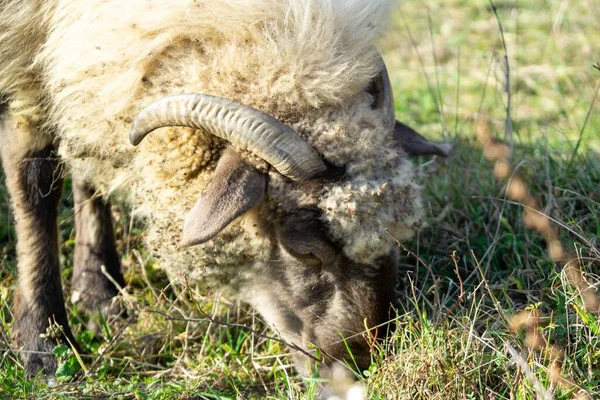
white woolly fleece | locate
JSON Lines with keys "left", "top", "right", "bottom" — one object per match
{"left": 2, "top": 0, "right": 423, "bottom": 285}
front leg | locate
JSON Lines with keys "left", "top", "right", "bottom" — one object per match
{"left": 71, "top": 177, "right": 124, "bottom": 324}
{"left": 0, "top": 112, "right": 76, "bottom": 378}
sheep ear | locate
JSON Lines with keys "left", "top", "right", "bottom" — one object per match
{"left": 181, "top": 149, "right": 266, "bottom": 247}
{"left": 394, "top": 120, "right": 452, "bottom": 157}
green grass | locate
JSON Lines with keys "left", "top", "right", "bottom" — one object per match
{"left": 1, "top": 0, "right": 599, "bottom": 398}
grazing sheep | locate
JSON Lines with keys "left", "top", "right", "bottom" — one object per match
{"left": 0, "top": 0, "right": 450, "bottom": 378}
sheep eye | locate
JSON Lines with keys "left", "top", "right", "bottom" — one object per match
{"left": 277, "top": 210, "right": 337, "bottom": 267}
{"left": 280, "top": 243, "right": 324, "bottom": 267}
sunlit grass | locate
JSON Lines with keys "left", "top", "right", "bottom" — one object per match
{"left": 1, "top": 0, "right": 599, "bottom": 398}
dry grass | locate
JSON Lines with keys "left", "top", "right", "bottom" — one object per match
{"left": 1, "top": 0, "right": 599, "bottom": 398}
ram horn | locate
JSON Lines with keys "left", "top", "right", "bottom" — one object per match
{"left": 130, "top": 94, "right": 327, "bottom": 181}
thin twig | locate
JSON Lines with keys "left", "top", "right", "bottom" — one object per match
{"left": 400, "top": 14, "right": 445, "bottom": 126}
{"left": 445, "top": 251, "right": 465, "bottom": 317}
{"left": 505, "top": 344, "right": 553, "bottom": 400}
{"left": 489, "top": 0, "right": 514, "bottom": 151}
{"left": 385, "top": 229, "right": 440, "bottom": 312}
{"left": 567, "top": 80, "right": 600, "bottom": 170}
{"left": 145, "top": 307, "right": 321, "bottom": 363}
{"left": 74, "top": 318, "right": 134, "bottom": 383}
{"left": 427, "top": 7, "right": 448, "bottom": 134}
{"left": 437, "top": 358, "right": 482, "bottom": 397}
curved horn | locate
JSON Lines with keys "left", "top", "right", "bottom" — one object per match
{"left": 130, "top": 94, "right": 327, "bottom": 181}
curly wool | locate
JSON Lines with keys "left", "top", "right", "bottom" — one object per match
{"left": 2, "top": 0, "right": 423, "bottom": 284}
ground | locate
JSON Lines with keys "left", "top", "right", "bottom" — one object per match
{"left": 1, "top": 0, "right": 599, "bottom": 398}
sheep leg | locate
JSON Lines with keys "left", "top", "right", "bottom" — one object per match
{"left": 71, "top": 177, "right": 125, "bottom": 325}
{"left": 0, "top": 112, "right": 77, "bottom": 378}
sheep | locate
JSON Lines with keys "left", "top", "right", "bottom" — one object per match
{"left": 0, "top": 0, "right": 450, "bottom": 379}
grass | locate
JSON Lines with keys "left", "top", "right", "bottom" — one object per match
{"left": 1, "top": 0, "right": 599, "bottom": 398}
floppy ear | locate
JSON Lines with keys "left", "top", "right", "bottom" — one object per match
{"left": 181, "top": 149, "right": 266, "bottom": 247}
{"left": 394, "top": 120, "right": 452, "bottom": 157}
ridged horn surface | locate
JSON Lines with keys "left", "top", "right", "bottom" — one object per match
{"left": 130, "top": 94, "right": 327, "bottom": 181}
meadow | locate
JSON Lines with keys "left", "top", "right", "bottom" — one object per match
{"left": 1, "top": 0, "right": 599, "bottom": 398}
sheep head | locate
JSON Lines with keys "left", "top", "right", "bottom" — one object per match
{"left": 130, "top": 60, "right": 450, "bottom": 371}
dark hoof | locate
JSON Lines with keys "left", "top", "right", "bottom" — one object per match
{"left": 72, "top": 267, "right": 127, "bottom": 336}
{"left": 21, "top": 341, "right": 58, "bottom": 379}
{"left": 72, "top": 266, "right": 124, "bottom": 311}
{"left": 13, "top": 316, "right": 78, "bottom": 379}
